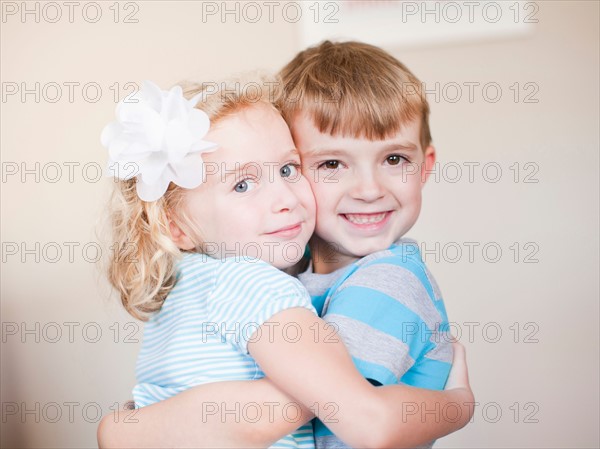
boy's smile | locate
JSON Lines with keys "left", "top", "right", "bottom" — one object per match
{"left": 342, "top": 211, "right": 392, "bottom": 231}
{"left": 291, "top": 112, "right": 435, "bottom": 274}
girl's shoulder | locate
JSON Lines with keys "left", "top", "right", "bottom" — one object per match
{"left": 177, "top": 252, "right": 221, "bottom": 277}
{"left": 177, "top": 252, "right": 304, "bottom": 293}
{"left": 215, "top": 256, "right": 304, "bottom": 292}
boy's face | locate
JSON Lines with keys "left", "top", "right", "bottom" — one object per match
{"left": 291, "top": 113, "right": 435, "bottom": 272}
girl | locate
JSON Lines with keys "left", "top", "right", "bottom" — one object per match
{"left": 99, "top": 76, "right": 473, "bottom": 448}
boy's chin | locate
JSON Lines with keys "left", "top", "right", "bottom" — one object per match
{"left": 344, "top": 239, "right": 399, "bottom": 257}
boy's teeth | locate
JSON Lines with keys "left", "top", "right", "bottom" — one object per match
{"left": 345, "top": 213, "right": 387, "bottom": 224}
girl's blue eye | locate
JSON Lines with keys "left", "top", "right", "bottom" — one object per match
{"left": 234, "top": 179, "right": 256, "bottom": 193}
{"left": 280, "top": 164, "right": 299, "bottom": 178}
{"left": 318, "top": 160, "right": 339, "bottom": 170}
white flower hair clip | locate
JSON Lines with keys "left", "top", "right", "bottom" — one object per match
{"left": 101, "top": 80, "right": 217, "bottom": 202}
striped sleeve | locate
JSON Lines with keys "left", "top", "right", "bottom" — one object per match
{"left": 207, "top": 258, "right": 316, "bottom": 355}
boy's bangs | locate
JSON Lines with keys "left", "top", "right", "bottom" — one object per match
{"left": 282, "top": 77, "right": 430, "bottom": 145}
{"left": 315, "top": 90, "right": 420, "bottom": 141}
{"left": 278, "top": 41, "right": 433, "bottom": 147}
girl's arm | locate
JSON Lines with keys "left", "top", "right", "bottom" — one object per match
{"left": 248, "top": 308, "right": 474, "bottom": 449}
{"left": 99, "top": 311, "right": 472, "bottom": 448}
{"left": 98, "top": 378, "right": 315, "bottom": 448}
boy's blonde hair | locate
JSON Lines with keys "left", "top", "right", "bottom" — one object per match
{"left": 107, "top": 75, "right": 278, "bottom": 321}
{"left": 278, "top": 40, "right": 432, "bottom": 149}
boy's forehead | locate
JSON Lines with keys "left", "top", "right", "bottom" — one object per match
{"left": 290, "top": 112, "right": 423, "bottom": 153}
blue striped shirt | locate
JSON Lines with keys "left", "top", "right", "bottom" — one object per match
{"left": 133, "top": 252, "right": 316, "bottom": 449}
{"left": 298, "top": 239, "right": 453, "bottom": 449}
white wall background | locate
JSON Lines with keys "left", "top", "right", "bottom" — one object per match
{"left": 1, "top": 1, "right": 598, "bottom": 448}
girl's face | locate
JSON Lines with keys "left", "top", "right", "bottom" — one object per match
{"left": 180, "top": 103, "right": 316, "bottom": 269}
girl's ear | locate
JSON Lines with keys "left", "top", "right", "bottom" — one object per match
{"left": 168, "top": 218, "right": 195, "bottom": 250}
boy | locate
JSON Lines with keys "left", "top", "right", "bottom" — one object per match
{"left": 98, "top": 42, "right": 470, "bottom": 449}
{"left": 279, "top": 40, "right": 451, "bottom": 449}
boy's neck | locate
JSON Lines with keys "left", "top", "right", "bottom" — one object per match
{"left": 309, "top": 237, "right": 358, "bottom": 274}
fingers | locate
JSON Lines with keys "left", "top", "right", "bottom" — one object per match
{"left": 444, "top": 337, "right": 470, "bottom": 391}
{"left": 451, "top": 339, "right": 466, "bottom": 361}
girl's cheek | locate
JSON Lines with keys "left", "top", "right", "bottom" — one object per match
{"left": 301, "top": 181, "right": 317, "bottom": 210}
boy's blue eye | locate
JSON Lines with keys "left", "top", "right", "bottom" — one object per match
{"left": 280, "top": 164, "right": 299, "bottom": 178}
{"left": 234, "top": 179, "right": 256, "bottom": 193}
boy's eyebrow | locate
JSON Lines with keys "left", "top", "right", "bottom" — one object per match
{"left": 301, "top": 143, "right": 419, "bottom": 158}
{"left": 300, "top": 148, "right": 348, "bottom": 158}
{"left": 381, "top": 143, "right": 420, "bottom": 152}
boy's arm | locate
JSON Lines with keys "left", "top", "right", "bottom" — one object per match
{"left": 97, "top": 378, "right": 314, "bottom": 448}
{"left": 249, "top": 308, "right": 474, "bottom": 449}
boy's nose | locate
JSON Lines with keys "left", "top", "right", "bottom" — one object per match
{"left": 350, "top": 171, "right": 385, "bottom": 202}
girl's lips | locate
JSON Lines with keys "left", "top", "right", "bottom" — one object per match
{"left": 341, "top": 211, "right": 392, "bottom": 231}
{"left": 265, "top": 222, "right": 303, "bottom": 239}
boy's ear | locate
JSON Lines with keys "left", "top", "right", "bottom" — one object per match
{"left": 421, "top": 145, "right": 436, "bottom": 184}
{"left": 168, "top": 218, "right": 195, "bottom": 250}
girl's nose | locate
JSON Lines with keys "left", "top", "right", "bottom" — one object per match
{"left": 271, "top": 178, "right": 300, "bottom": 213}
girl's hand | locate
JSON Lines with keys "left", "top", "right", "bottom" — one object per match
{"left": 445, "top": 339, "right": 471, "bottom": 390}
{"left": 249, "top": 309, "right": 476, "bottom": 449}
{"left": 445, "top": 339, "right": 475, "bottom": 420}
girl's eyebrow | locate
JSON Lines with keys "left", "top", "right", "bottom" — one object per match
{"left": 220, "top": 161, "right": 261, "bottom": 180}
{"left": 222, "top": 149, "right": 300, "bottom": 179}
{"left": 282, "top": 148, "right": 301, "bottom": 161}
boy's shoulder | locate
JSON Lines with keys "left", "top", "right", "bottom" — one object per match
{"left": 333, "top": 238, "right": 443, "bottom": 304}
{"left": 345, "top": 238, "right": 431, "bottom": 281}
{"left": 355, "top": 238, "right": 423, "bottom": 268}
{"left": 320, "top": 239, "right": 451, "bottom": 365}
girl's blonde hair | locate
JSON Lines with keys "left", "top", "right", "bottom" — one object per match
{"left": 107, "top": 74, "right": 279, "bottom": 321}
